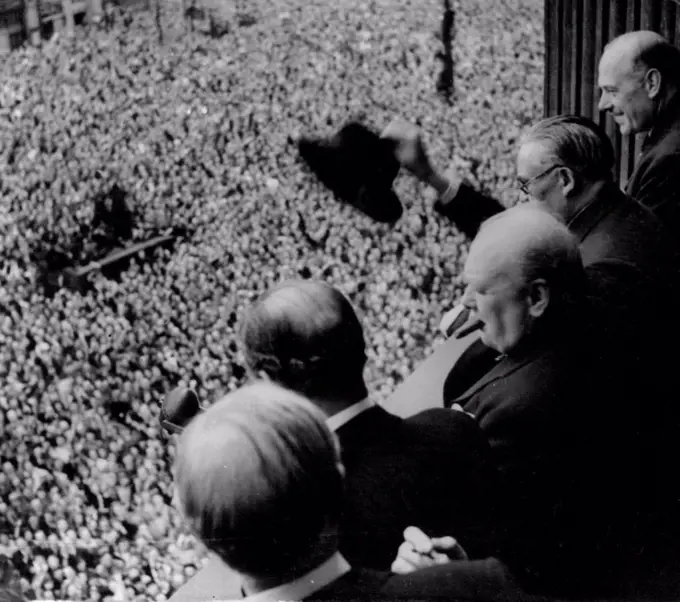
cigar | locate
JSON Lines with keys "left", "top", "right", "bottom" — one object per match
{"left": 455, "top": 319, "right": 484, "bottom": 339}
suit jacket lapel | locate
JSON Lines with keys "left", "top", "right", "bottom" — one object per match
{"left": 452, "top": 351, "right": 535, "bottom": 403}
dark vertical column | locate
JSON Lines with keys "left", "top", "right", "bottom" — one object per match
{"left": 545, "top": 0, "right": 564, "bottom": 116}
{"left": 619, "top": 0, "right": 639, "bottom": 186}
{"left": 562, "top": 0, "right": 574, "bottom": 113}
{"left": 660, "top": 0, "right": 676, "bottom": 44}
{"left": 436, "top": 0, "right": 455, "bottom": 103}
{"left": 581, "top": 0, "right": 597, "bottom": 120}
{"left": 544, "top": 0, "right": 553, "bottom": 115}
{"left": 570, "top": 0, "right": 583, "bottom": 115}
{"left": 593, "top": 0, "right": 609, "bottom": 124}
{"left": 608, "top": 0, "right": 627, "bottom": 186}
{"left": 640, "top": 0, "right": 661, "bottom": 31}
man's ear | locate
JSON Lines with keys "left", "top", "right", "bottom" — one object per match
{"left": 558, "top": 166, "right": 577, "bottom": 196}
{"left": 644, "top": 68, "right": 662, "bottom": 100}
{"left": 527, "top": 279, "right": 550, "bottom": 317}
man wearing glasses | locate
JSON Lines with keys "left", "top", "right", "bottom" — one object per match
{"left": 382, "top": 114, "right": 678, "bottom": 316}
{"left": 383, "top": 113, "right": 680, "bottom": 585}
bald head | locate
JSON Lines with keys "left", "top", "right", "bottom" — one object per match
{"left": 463, "top": 206, "right": 586, "bottom": 353}
{"left": 241, "top": 280, "right": 367, "bottom": 401}
{"left": 470, "top": 205, "right": 583, "bottom": 289}
{"left": 598, "top": 31, "right": 680, "bottom": 134}
{"left": 602, "top": 31, "right": 667, "bottom": 73}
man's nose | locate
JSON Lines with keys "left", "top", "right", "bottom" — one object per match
{"left": 461, "top": 286, "right": 475, "bottom": 309}
{"left": 597, "top": 93, "right": 610, "bottom": 111}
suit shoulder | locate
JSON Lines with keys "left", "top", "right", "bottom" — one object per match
{"left": 407, "top": 407, "right": 478, "bottom": 431}
{"left": 405, "top": 408, "right": 491, "bottom": 457}
{"left": 309, "top": 568, "right": 390, "bottom": 600}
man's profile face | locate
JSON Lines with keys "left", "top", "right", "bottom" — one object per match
{"left": 461, "top": 249, "right": 532, "bottom": 354}
{"left": 516, "top": 141, "right": 569, "bottom": 222}
{"left": 597, "top": 51, "right": 655, "bottom": 135}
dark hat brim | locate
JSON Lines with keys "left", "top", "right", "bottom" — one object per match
{"left": 160, "top": 419, "right": 185, "bottom": 435}
{"left": 353, "top": 185, "right": 403, "bottom": 223}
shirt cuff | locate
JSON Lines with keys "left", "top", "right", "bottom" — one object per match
{"left": 434, "top": 180, "right": 461, "bottom": 212}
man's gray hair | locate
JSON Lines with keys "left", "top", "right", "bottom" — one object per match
{"left": 174, "top": 382, "right": 343, "bottom": 578}
{"left": 522, "top": 115, "right": 615, "bottom": 182}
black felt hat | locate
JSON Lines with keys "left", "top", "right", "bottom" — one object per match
{"left": 160, "top": 387, "right": 203, "bottom": 434}
{"left": 297, "top": 122, "right": 403, "bottom": 223}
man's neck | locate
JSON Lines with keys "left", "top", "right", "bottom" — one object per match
{"left": 566, "top": 179, "right": 608, "bottom": 225}
{"left": 639, "top": 94, "right": 680, "bottom": 146}
{"left": 241, "top": 534, "right": 338, "bottom": 595}
{"left": 311, "top": 389, "right": 368, "bottom": 420}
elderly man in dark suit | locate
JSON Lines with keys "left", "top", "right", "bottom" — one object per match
{"left": 238, "top": 279, "right": 499, "bottom": 570}
{"left": 597, "top": 31, "right": 680, "bottom": 234}
{"left": 384, "top": 113, "right": 680, "bottom": 588}
{"left": 172, "top": 381, "right": 537, "bottom": 602}
{"left": 434, "top": 205, "right": 642, "bottom": 595}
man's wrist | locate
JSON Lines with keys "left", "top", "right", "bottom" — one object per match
{"left": 425, "top": 170, "right": 451, "bottom": 195}
{"left": 427, "top": 170, "right": 462, "bottom": 207}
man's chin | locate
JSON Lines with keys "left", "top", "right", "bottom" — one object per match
{"left": 479, "top": 330, "right": 495, "bottom": 350}
{"left": 614, "top": 117, "right": 632, "bottom": 136}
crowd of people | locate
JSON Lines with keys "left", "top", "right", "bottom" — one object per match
{"left": 0, "top": 0, "right": 543, "bottom": 600}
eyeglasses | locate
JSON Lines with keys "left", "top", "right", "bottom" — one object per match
{"left": 517, "top": 164, "right": 563, "bottom": 195}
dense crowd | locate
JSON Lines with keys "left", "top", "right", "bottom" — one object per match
{"left": 0, "top": 0, "right": 542, "bottom": 599}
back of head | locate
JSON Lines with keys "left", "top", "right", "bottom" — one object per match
{"left": 523, "top": 115, "right": 615, "bottom": 184}
{"left": 174, "top": 382, "right": 343, "bottom": 579}
{"left": 240, "top": 280, "right": 367, "bottom": 400}
{"left": 473, "top": 205, "right": 587, "bottom": 319}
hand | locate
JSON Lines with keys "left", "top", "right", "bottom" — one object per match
{"left": 390, "top": 526, "right": 468, "bottom": 575}
{"left": 381, "top": 119, "right": 434, "bottom": 182}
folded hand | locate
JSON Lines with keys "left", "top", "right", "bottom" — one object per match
{"left": 390, "top": 526, "right": 468, "bottom": 575}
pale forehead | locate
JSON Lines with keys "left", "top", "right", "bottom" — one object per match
{"left": 465, "top": 237, "right": 517, "bottom": 285}
{"left": 465, "top": 207, "right": 563, "bottom": 285}
{"left": 599, "top": 41, "right": 637, "bottom": 80}
{"left": 517, "top": 139, "right": 552, "bottom": 173}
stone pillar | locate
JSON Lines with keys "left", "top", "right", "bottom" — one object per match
{"left": 88, "top": 0, "right": 103, "bottom": 24}
{"left": 53, "top": 14, "right": 64, "bottom": 32}
{"left": 0, "top": 29, "right": 10, "bottom": 54}
{"left": 62, "top": 0, "right": 76, "bottom": 33}
{"left": 24, "top": 0, "right": 41, "bottom": 46}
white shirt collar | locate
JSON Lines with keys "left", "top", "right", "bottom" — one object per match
{"left": 241, "top": 552, "right": 351, "bottom": 602}
{"left": 325, "top": 398, "right": 376, "bottom": 432}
